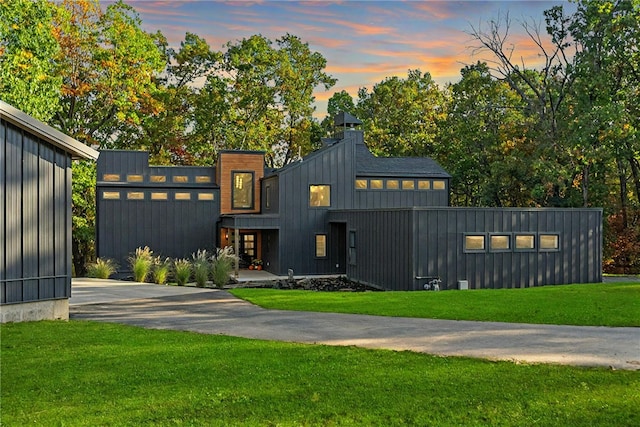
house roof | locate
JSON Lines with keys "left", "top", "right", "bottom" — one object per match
{"left": 355, "top": 143, "right": 451, "bottom": 178}
{"left": 0, "top": 101, "right": 99, "bottom": 160}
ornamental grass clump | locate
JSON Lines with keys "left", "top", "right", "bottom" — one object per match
{"left": 86, "top": 258, "right": 118, "bottom": 279}
{"left": 211, "top": 246, "right": 237, "bottom": 288}
{"left": 192, "top": 249, "right": 210, "bottom": 287}
{"left": 173, "top": 259, "right": 191, "bottom": 286}
{"left": 152, "top": 257, "right": 171, "bottom": 285}
{"left": 129, "top": 246, "right": 154, "bottom": 283}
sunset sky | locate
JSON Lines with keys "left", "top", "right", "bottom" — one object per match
{"left": 122, "top": 0, "right": 574, "bottom": 117}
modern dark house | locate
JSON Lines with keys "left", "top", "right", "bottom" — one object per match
{"left": 1, "top": 101, "right": 99, "bottom": 322}
{"left": 96, "top": 112, "right": 602, "bottom": 290}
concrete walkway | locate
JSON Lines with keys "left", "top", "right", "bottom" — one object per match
{"left": 70, "top": 278, "right": 640, "bottom": 370}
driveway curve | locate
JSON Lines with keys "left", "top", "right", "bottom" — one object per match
{"left": 70, "top": 279, "right": 640, "bottom": 370}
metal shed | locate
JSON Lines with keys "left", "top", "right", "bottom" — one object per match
{"left": 1, "top": 101, "right": 99, "bottom": 322}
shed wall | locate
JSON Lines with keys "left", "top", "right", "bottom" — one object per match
{"left": 2, "top": 119, "right": 73, "bottom": 304}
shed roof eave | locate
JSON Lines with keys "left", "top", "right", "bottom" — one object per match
{"left": 0, "top": 101, "right": 99, "bottom": 160}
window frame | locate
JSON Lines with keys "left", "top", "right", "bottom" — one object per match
{"left": 232, "top": 171, "right": 255, "bottom": 210}
{"left": 539, "top": 234, "right": 560, "bottom": 252}
{"left": 309, "top": 184, "right": 331, "bottom": 207}
{"left": 514, "top": 234, "right": 536, "bottom": 252}
{"left": 489, "top": 234, "right": 511, "bottom": 252}
{"left": 315, "top": 234, "right": 327, "bottom": 258}
{"left": 464, "top": 234, "right": 486, "bottom": 253}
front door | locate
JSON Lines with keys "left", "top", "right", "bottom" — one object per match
{"left": 241, "top": 233, "right": 257, "bottom": 260}
{"left": 330, "top": 223, "right": 347, "bottom": 274}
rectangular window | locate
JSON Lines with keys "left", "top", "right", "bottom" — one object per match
{"left": 103, "top": 174, "right": 120, "bottom": 182}
{"left": 175, "top": 192, "right": 191, "bottom": 200}
{"left": 370, "top": 179, "right": 383, "bottom": 189}
{"left": 127, "top": 191, "right": 144, "bottom": 200}
{"left": 433, "top": 180, "right": 446, "bottom": 190}
{"left": 127, "top": 174, "right": 143, "bottom": 182}
{"left": 150, "top": 175, "right": 166, "bottom": 183}
{"left": 265, "top": 185, "right": 271, "bottom": 209}
{"left": 490, "top": 235, "right": 510, "bottom": 251}
{"left": 418, "top": 180, "right": 431, "bottom": 190}
{"left": 173, "top": 176, "right": 189, "bottom": 183}
{"left": 402, "top": 180, "right": 415, "bottom": 190}
{"left": 315, "top": 234, "right": 327, "bottom": 258}
{"left": 151, "top": 192, "right": 168, "bottom": 200}
{"left": 309, "top": 185, "right": 330, "bottom": 207}
{"left": 102, "top": 191, "right": 120, "bottom": 199}
{"left": 355, "top": 179, "right": 368, "bottom": 189}
{"left": 198, "top": 193, "right": 214, "bottom": 201}
{"left": 465, "top": 235, "right": 485, "bottom": 251}
{"left": 386, "top": 180, "right": 399, "bottom": 189}
{"left": 540, "top": 234, "right": 560, "bottom": 251}
{"left": 515, "top": 234, "right": 535, "bottom": 250}
{"left": 232, "top": 171, "right": 254, "bottom": 209}
{"left": 195, "top": 175, "right": 212, "bottom": 183}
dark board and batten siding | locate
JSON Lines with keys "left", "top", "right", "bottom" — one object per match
{"left": 96, "top": 150, "right": 220, "bottom": 276}
{"left": 2, "top": 119, "right": 73, "bottom": 304}
{"left": 275, "top": 137, "right": 356, "bottom": 275}
{"left": 329, "top": 207, "right": 602, "bottom": 291}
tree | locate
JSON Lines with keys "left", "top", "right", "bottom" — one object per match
{"left": 438, "top": 63, "right": 535, "bottom": 207}
{"left": 52, "top": 0, "right": 165, "bottom": 147}
{"left": 355, "top": 70, "right": 445, "bottom": 157}
{"left": 0, "top": 0, "right": 61, "bottom": 121}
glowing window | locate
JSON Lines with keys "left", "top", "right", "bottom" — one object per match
{"left": 355, "top": 179, "right": 368, "bottom": 189}
{"left": 102, "top": 191, "right": 120, "bottom": 199}
{"left": 175, "top": 192, "right": 191, "bottom": 200}
{"left": 127, "top": 174, "right": 143, "bottom": 182}
{"left": 103, "top": 174, "right": 120, "bottom": 182}
{"left": 433, "top": 180, "right": 446, "bottom": 190}
{"left": 232, "top": 172, "right": 254, "bottom": 209}
{"left": 127, "top": 192, "right": 144, "bottom": 200}
{"left": 309, "top": 185, "right": 330, "bottom": 207}
{"left": 151, "top": 192, "right": 168, "bottom": 200}
{"left": 402, "top": 180, "right": 415, "bottom": 190}
{"left": 198, "top": 193, "right": 214, "bottom": 201}
{"left": 490, "top": 235, "right": 510, "bottom": 251}
{"left": 418, "top": 180, "right": 431, "bottom": 190}
{"left": 195, "top": 176, "right": 212, "bottom": 183}
{"left": 315, "top": 234, "right": 327, "bottom": 258}
{"left": 386, "top": 180, "right": 399, "bottom": 189}
{"left": 540, "top": 234, "right": 559, "bottom": 250}
{"left": 370, "top": 179, "right": 383, "bottom": 189}
{"left": 150, "top": 175, "right": 166, "bottom": 183}
{"left": 515, "top": 235, "right": 535, "bottom": 250}
{"left": 465, "top": 235, "right": 485, "bottom": 251}
{"left": 173, "top": 176, "right": 189, "bottom": 183}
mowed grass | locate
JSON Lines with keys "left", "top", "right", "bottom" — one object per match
{"left": 230, "top": 282, "right": 640, "bottom": 327}
{"left": 2, "top": 321, "right": 639, "bottom": 426}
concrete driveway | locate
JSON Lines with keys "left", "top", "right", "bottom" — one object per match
{"left": 70, "top": 278, "right": 640, "bottom": 370}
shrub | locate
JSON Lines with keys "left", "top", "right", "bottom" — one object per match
{"left": 173, "top": 259, "right": 191, "bottom": 286}
{"left": 192, "top": 249, "right": 210, "bottom": 287}
{"left": 129, "top": 246, "right": 154, "bottom": 283}
{"left": 86, "top": 258, "right": 118, "bottom": 279}
{"left": 152, "top": 257, "right": 171, "bottom": 285}
{"left": 211, "top": 247, "right": 237, "bottom": 288}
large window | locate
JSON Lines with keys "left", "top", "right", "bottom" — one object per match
{"left": 464, "top": 235, "right": 485, "bottom": 252}
{"left": 315, "top": 234, "right": 327, "bottom": 257}
{"left": 540, "top": 234, "right": 559, "bottom": 251}
{"left": 233, "top": 171, "right": 254, "bottom": 209}
{"left": 310, "top": 185, "right": 330, "bottom": 207}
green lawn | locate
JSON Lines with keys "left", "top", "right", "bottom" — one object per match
{"left": 2, "top": 321, "right": 639, "bottom": 426}
{"left": 230, "top": 282, "right": 640, "bottom": 327}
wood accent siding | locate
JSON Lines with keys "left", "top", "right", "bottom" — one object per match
{"left": 217, "top": 152, "right": 265, "bottom": 214}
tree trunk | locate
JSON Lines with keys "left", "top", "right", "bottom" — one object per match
{"left": 617, "top": 158, "right": 628, "bottom": 228}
